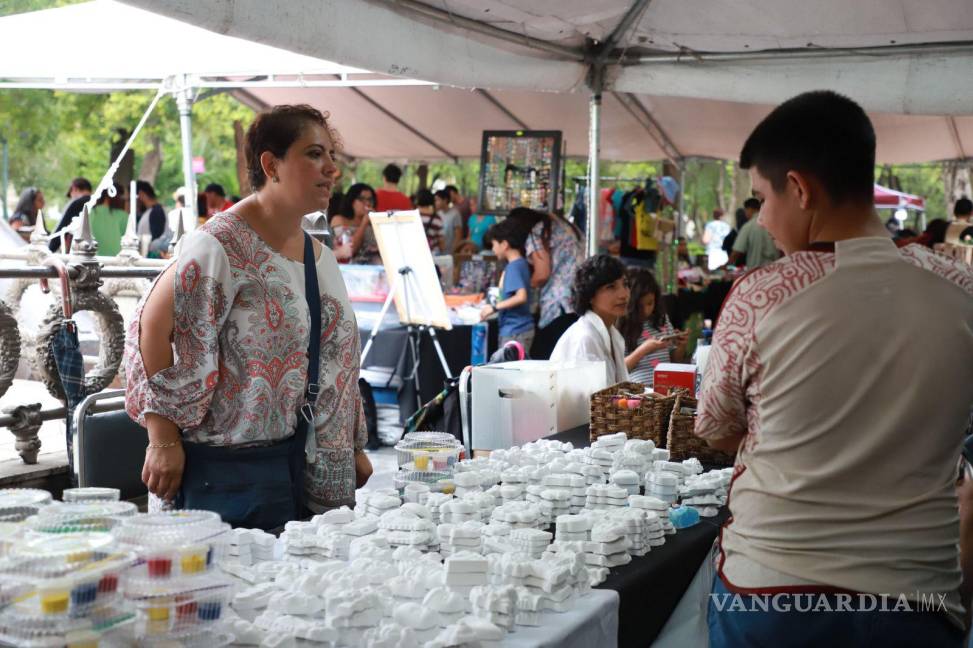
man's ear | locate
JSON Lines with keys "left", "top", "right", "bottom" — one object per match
{"left": 785, "top": 170, "right": 814, "bottom": 210}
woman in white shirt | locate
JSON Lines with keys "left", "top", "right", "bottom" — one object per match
{"left": 550, "top": 255, "right": 630, "bottom": 385}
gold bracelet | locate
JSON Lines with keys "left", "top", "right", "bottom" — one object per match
{"left": 146, "top": 441, "right": 180, "bottom": 450}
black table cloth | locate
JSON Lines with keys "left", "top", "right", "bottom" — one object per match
{"left": 550, "top": 426, "right": 726, "bottom": 648}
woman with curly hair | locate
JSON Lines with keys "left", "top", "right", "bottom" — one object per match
{"left": 618, "top": 268, "right": 687, "bottom": 388}
{"left": 549, "top": 254, "right": 630, "bottom": 385}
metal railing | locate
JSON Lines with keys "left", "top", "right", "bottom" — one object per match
{"left": 0, "top": 204, "right": 173, "bottom": 466}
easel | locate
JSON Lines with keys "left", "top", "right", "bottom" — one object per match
{"left": 360, "top": 210, "right": 453, "bottom": 409}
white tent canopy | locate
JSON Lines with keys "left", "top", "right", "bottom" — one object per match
{"left": 121, "top": 0, "right": 973, "bottom": 114}
{"left": 1, "top": 0, "right": 969, "bottom": 163}
{"left": 3, "top": 1, "right": 972, "bottom": 249}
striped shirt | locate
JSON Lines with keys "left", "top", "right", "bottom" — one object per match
{"left": 628, "top": 318, "right": 676, "bottom": 387}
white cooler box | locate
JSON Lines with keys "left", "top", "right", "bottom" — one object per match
{"left": 469, "top": 360, "right": 606, "bottom": 451}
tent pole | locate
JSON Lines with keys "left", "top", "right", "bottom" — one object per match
{"left": 677, "top": 158, "right": 686, "bottom": 240}
{"left": 1, "top": 137, "right": 7, "bottom": 220}
{"left": 586, "top": 91, "right": 601, "bottom": 258}
{"left": 175, "top": 75, "right": 197, "bottom": 230}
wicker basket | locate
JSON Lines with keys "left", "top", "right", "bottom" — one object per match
{"left": 589, "top": 382, "right": 677, "bottom": 446}
{"left": 665, "top": 393, "right": 734, "bottom": 465}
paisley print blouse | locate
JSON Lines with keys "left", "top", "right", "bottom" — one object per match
{"left": 124, "top": 211, "right": 366, "bottom": 510}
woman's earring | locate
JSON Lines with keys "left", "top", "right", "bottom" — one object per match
{"left": 272, "top": 175, "right": 279, "bottom": 183}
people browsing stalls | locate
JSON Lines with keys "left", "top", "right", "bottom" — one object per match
{"left": 727, "top": 197, "right": 779, "bottom": 269}
{"left": 135, "top": 180, "right": 173, "bottom": 258}
{"left": 125, "top": 104, "right": 372, "bottom": 530}
{"left": 696, "top": 91, "right": 973, "bottom": 645}
{"left": 49, "top": 177, "right": 93, "bottom": 252}
{"left": 9, "top": 186, "right": 44, "bottom": 230}
{"left": 435, "top": 189, "right": 462, "bottom": 255}
{"left": 416, "top": 189, "right": 444, "bottom": 253}
{"left": 202, "top": 182, "right": 235, "bottom": 217}
{"left": 507, "top": 207, "right": 584, "bottom": 359}
{"left": 618, "top": 268, "right": 687, "bottom": 388}
{"left": 480, "top": 219, "right": 534, "bottom": 353}
{"left": 331, "top": 182, "right": 381, "bottom": 264}
{"left": 86, "top": 182, "right": 128, "bottom": 257}
{"left": 374, "top": 163, "right": 413, "bottom": 212}
{"left": 549, "top": 255, "right": 630, "bottom": 385}
{"left": 702, "top": 209, "right": 732, "bottom": 270}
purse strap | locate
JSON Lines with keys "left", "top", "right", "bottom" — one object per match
{"left": 302, "top": 233, "right": 322, "bottom": 421}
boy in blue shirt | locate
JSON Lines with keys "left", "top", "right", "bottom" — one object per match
{"left": 480, "top": 219, "right": 534, "bottom": 354}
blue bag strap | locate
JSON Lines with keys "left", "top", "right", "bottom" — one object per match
{"left": 302, "top": 232, "right": 322, "bottom": 417}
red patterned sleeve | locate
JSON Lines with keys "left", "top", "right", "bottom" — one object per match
{"left": 695, "top": 276, "right": 753, "bottom": 441}
{"left": 127, "top": 231, "right": 235, "bottom": 430}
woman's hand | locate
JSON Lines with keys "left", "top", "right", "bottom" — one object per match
{"left": 142, "top": 443, "right": 185, "bottom": 502}
{"left": 479, "top": 305, "right": 495, "bottom": 321}
{"left": 637, "top": 337, "right": 670, "bottom": 355}
{"left": 355, "top": 450, "right": 373, "bottom": 489}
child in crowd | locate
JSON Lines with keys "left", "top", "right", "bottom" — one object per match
{"left": 618, "top": 267, "right": 687, "bottom": 387}
{"left": 480, "top": 219, "right": 534, "bottom": 353}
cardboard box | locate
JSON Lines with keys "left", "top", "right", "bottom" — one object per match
{"left": 653, "top": 363, "right": 698, "bottom": 396}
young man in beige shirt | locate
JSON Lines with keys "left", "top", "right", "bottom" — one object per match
{"left": 697, "top": 90, "right": 973, "bottom": 646}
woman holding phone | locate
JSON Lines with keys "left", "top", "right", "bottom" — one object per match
{"left": 618, "top": 268, "right": 687, "bottom": 388}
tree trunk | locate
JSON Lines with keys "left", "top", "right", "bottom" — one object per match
{"left": 732, "top": 163, "right": 750, "bottom": 214}
{"left": 943, "top": 160, "right": 972, "bottom": 215}
{"left": 416, "top": 164, "right": 429, "bottom": 191}
{"left": 716, "top": 161, "right": 726, "bottom": 212}
{"left": 234, "top": 120, "right": 249, "bottom": 195}
{"left": 110, "top": 129, "right": 135, "bottom": 189}
{"left": 138, "top": 135, "right": 162, "bottom": 184}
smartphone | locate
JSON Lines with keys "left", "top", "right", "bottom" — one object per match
{"left": 657, "top": 332, "right": 685, "bottom": 342}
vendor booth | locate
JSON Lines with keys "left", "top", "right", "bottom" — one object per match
{"left": 0, "top": 2, "right": 970, "bottom": 647}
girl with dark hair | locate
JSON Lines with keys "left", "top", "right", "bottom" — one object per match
{"left": 549, "top": 255, "right": 630, "bottom": 385}
{"left": 331, "top": 182, "right": 380, "bottom": 264}
{"left": 505, "top": 207, "right": 584, "bottom": 359}
{"left": 10, "top": 187, "right": 44, "bottom": 230}
{"left": 126, "top": 104, "right": 371, "bottom": 528}
{"left": 618, "top": 268, "right": 687, "bottom": 387}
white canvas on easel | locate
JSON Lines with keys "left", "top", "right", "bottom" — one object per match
{"left": 369, "top": 209, "right": 452, "bottom": 330}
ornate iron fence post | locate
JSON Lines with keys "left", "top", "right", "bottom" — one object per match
{"left": 4, "top": 403, "right": 42, "bottom": 464}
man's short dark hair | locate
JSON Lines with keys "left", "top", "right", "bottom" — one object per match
{"left": 204, "top": 183, "right": 226, "bottom": 197}
{"left": 414, "top": 188, "right": 434, "bottom": 208}
{"left": 445, "top": 184, "right": 459, "bottom": 195}
{"left": 740, "top": 91, "right": 875, "bottom": 206}
{"left": 383, "top": 163, "right": 402, "bottom": 184}
{"left": 571, "top": 254, "right": 627, "bottom": 315}
{"left": 66, "top": 177, "right": 92, "bottom": 198}
{"left": 954, "top": 197, "right": 973, "bottom": 217}
{"left": 743, "top": 197, "right": 761, "bottom": 211}
{"left": 135, "top": 180, "right": 156, "bottom": 200}
{"left": 434, "top": 189, "right": 451, "bottom": 202}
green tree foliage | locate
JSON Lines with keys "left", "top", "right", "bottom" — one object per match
{"left": 0, "top": 89, "right": 252, "bottom": 215}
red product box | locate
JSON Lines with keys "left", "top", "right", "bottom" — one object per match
{"left": 653, "top": 363, "right": 697, "bottom": 396}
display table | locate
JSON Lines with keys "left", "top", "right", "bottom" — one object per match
{"left": 229, "top": 584, "right": 619, "bottom": 648}
{"left": 550, "top": 426, "right": 727, "bottom": 648}
{"left": 503, "top": 588, "right": 619, "bottom": 648}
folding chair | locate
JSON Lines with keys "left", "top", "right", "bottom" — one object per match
{"left": 72, "top": 389, "right": 148, "bottom": 501}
